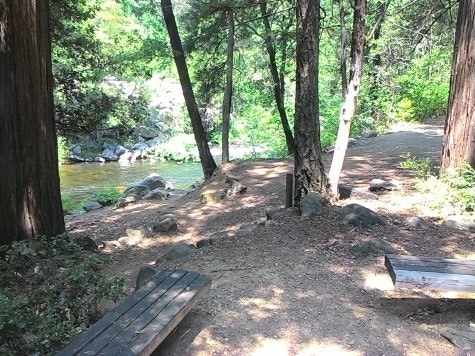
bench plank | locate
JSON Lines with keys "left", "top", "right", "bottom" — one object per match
{"left": 385, "top": 254, "right": 475, "bottom": 292}
{"left": 56, "top": 269, "right": 211, "bottom": 356}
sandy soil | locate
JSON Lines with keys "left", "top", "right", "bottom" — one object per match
{"left": 65, "top": 119, "right": 475, "bottom": 355}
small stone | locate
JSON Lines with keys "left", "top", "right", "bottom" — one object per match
{"left": 135, "top": 266, "right": 157, "bottom": 291}
{"left": 235, "top": 223, "right": 258, "bottom": 237}
{"left": 196, "top": 239, "right": 211, "bottom": 249}
{"left": 266, "top": 206, "right": 283, "bottom": 220}
{"left": 351, "top": 239, "right": 395, "bottom": 256}
{"left": 406, "top": 216, "right": 427, "bottom": 228}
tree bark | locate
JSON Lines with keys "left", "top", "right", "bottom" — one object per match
{"left": 328, "top": 0, "right": 367, "bottom": 198}
{"left": 441, "top": 0, "right": 475, "bottom": 172}
{"left": 0, "top": 0, "right": 65, "bottom": 244}
{"left": 161, "top": 0, "right": 217, "bottom": 178}
{"left": 339, "top": 0, "right": 348, "bottom": 97}
{"left": 221, "top": 9, "right": 234, "bottom": 164}
{"left": 294, "top": 0, "right": 327, "bottom": 206}
{"left": 260, "top": 2, "right": 295, "bottom": 155}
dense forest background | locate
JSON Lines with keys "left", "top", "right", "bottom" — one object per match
{"left": 52, "top": 0, "right": 456, "bottom": 160}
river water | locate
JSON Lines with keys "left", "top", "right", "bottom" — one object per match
{"left": 59, "top": 159, "right": 204, "bottom": 200}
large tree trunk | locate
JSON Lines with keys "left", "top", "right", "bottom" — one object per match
{"left": 328, "top": 0, "right": 367, "bottom": 198}
{"left": 441, "top": 0, "right": 475, "bottom": 172}
{"left": 260, "top": 2, "right": 295, "bottom": 155}
{"left": 161, "top": 0, "right": 217, "bottom": 178}
{"left": 221, "top": 9, "right": 234, "bottom": 164}
{"left": 0, "top": 0, "right": 65, "bottom": 244}
{"left": 294, "top": 0, "right": 327, "bottom": 206}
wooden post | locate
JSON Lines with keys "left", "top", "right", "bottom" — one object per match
{"left": 285, "top": 173, "right": 294, "bottom": 208}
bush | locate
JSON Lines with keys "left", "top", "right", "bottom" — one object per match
{"left": 61, "top": 195, "right": 82, "bottom": 214}
{"left": 94, "top": 187, "right": 122, "bottom": 206}
{"left": 0, "top": 235, "right": 124, "bottom": 354}
{"left": 398, "top": 153, "right": 433, "bottom": 179}
{"left": 442, "top": 164, "right": 475, "bottom": 212}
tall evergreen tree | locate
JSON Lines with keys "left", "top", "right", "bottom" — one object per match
{"left": 0, "top": 0, "right": 65, "bottom": 244}
{"left": 441, "top": 0, "right": 475, "bottom": 171}
{"left": 294, "top": 0, "right": 327, "bottom": 205}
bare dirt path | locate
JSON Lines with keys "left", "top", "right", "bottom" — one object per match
{"left": 66, "top": 119, "right": 475, "bottom": 355}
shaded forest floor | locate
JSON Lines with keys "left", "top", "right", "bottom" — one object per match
{"left": 66, "top": 118, "right": 475, "bottom": 355}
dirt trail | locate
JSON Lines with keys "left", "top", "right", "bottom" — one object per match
{"left": 66, "top": 119, "right": 475, "bottom": 355}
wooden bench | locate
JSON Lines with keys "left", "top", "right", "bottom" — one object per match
{"left": 385, "top": 254, "right": 475, "bottom": 292}
{"left": 57, "top": 269, "right": 211, "bottom": 356}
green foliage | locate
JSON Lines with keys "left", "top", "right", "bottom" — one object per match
{"left": 398, "top": 153, "right": 433, "bottom": 179}
{"left": 61, "top": 195, "right": 82, "bottom": 214}
{"left": 442, "top": 164, "right": 475, "bottom": 212}
{"left": 0, "top": 235, "right": 124, "bottom": 354}
{"left": 57, "top": 137, "right": 70, "bottom": 162}
{"left": 154, "top": 134, "right": 199, "bottom": 162}
{"left": 93, "top": 187, "right": 123, "bottom": 206}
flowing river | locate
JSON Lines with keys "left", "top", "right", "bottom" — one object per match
{"left": 59, "top": 159, "right": 204, "bottom": 200}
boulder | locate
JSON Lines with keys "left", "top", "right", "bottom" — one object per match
{"left": 152, "top": 217, "right": 177, "bottom": 233}
{"left": 225, "top": 180, "right": 247, "bottom": 196}
{"left": 101, "top": 148, "right": 118, "bottom": 161}
{"left": 338, "top": 203, "right": 386, "bottom": 227}
{"left": 209, "top": 231, "right": 229, "bottom": 245}
{"left": 351, "top": 238, "right": 395, "bottom": 256}
{"left": 114, "top": 145, "right": 127, "bottom": 156}
{"left": 83, "top": 201, "right": 103, "bottom": 212}
{"left": 139, "top": 173, "right": 167, "bottom": 190}
{"left": 405, "top": 216, "right": 428, "bottom": 228}
{"left": 361, "top": 130, "right": 378, "bottom": 139}
{"left": 72, "top": 145, "right": 82, "bottom": 156}
{"left": 143, "top": 189, "right": 169, "bottom": 200}
{"left": 160, "top": 244, "right": 195, "bottom": 261}
{"left": 299, "top": 192, "right": 323, "bottom": 217}
{"left": 135, "top": 125, "right": 158, "bottom": 140}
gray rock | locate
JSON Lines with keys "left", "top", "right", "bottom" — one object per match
{"left": 140, "top": 173, "right": 167, "bottom": 190}
{"left": 72, "top": 145, "right": 82, "bottom": 156}
{"left": 152, "top": 217, "right": 177, "bottom": 233}
{"left": 299, "top": 192, "right": 323, "bottom": 217}
{"left": 135, "top": 125, "right": 158, "bottom": 140}
{"left": 143, "top": 189, "right": 169, "bottom": 200}
{"left": 266, "top": 206, "right": 283, "bottom": 220}
{"left": 444, "top": 219, "right": 475, "bottom": 232}
{"left": 115, "top": 145, "right": 127, "bottom": 156}
{"left": 225, "top": 180, "right": 247, "bottom": 196}
{"left": 118, "top": 234, "right": 141, "bottom": 246}
{"left": 338, "top": 184, "right": 352, "bottom": 199}
{"left": 115, "top": 195, "right": 139, "bottom": 209}
{"left": 209, "top": 231, "right": 228, "bottom": 245}
{"left": 126, "top": 228, "right": 147, "bottom": 239}
{"left": 83, "top": 201, "right": 103, "bottom": 212}
{"left": 135, "top": 266, "right": 157, "bottom": 291}
{"left": 196, "top": 239, "right": 211, "bottom": 249}
{"left": 101, "top": 148, "right": 118, "bottom": 161}
{"left": 338, "top": 203, "right": 386, "bottom": 227}
{"left": 369, "top": 179, "right": 400, "bottom": 192}
{"left": 361, "top": 130, "right": 378, "bottom": 139}
{"left": 161, "top": 244, "right": 195, "bottom": 261}
{"left": 235, "top": 223, "right": 258, "bottom": 237}
{"left": 352, "top": 238, "right": 395, "bottom": 256}
{"left": 406, "top": 216, "right": 427, "bottom": 228}
{"left": 122, "top": 185, "right": 150, "bottom": 199}
{"left": 78, "top": 236, "right": 98, "bottom": 251}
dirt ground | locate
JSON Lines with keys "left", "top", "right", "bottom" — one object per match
{"left": 65, "top": 119, "right": 475, "bottom": 355}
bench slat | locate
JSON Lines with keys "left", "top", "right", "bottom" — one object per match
{"left": 98, "top": 271, "right": 200, "bottom": 355}
{"left": 56, "top": 269, "right": 176, "bottom": 356}
{"left": 56, "top": 269, "right": 210, "bottom": 356}
{"left": 385, "top": 254, "right": 475, "bottom": 292}
{"left": 124, "top": 274, "right": 211, "bottom": 356}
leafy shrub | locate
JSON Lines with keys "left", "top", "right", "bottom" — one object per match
{"left": 61, "top": 194, "right": 82, "bottom": 214}
{"left": 94, "top": 187, "right": 122, "bottom": 206}
{"left": 0, "top": 235, "right": 124, "bottom": 354}
{"left": 442, "top": 164, "right": 475, "bottom": 212}
{"left": 398, "top": 153, "right": 433, "bottom": 179}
